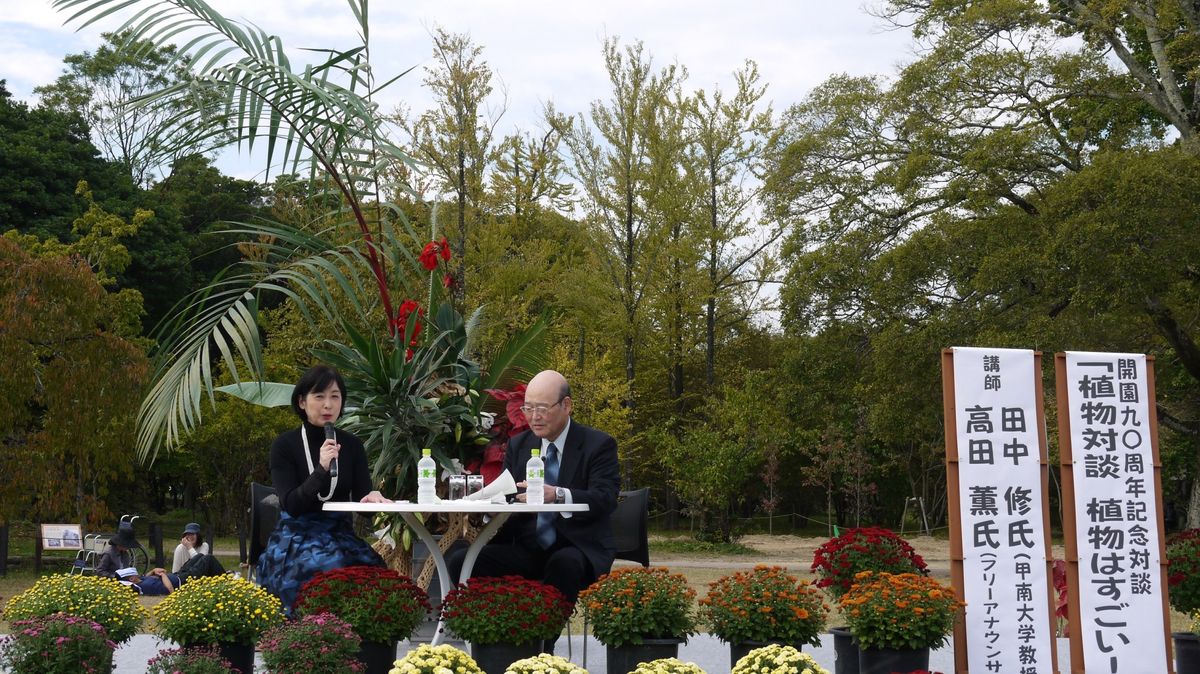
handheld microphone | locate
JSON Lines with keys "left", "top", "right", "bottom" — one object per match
{"left": 324, "top": 422, "right": 338, "bottom": 477}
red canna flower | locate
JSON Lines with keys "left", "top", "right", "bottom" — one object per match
{"left": 419, "top": 237, "right": 452, "bottom": 271}
{"left": 418, "top": 243, "right": 438, "bottom": 270}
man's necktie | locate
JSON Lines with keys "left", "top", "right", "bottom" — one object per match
{"left": 536, "top": 443, "right": 560, "bottom": 548}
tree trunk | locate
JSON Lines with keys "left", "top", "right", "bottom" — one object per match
{"left": 1189, "top": 473, "right": 1200, "bottom": 530}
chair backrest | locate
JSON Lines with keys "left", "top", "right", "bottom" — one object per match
{"left": 248, "top": 482, "right": 279, "bottom": 568}
{"left": 612, "top": 488, "right": 650, "bottom": 567}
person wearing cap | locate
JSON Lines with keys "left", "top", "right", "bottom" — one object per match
{"left": 172, "top": 522, "right": 210, "bottom": 573}
{"left": 94, "top": 523, "right": 139, "bottom": 579}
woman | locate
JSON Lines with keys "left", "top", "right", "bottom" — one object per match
{"left": 171, "top": 522, "right": 210, "bottom": 573}
{"left": 256, "top": 364, "right": 391, "bottom": 611}
{"left": 94, "top": 523, "right": 138, "bottom": 579}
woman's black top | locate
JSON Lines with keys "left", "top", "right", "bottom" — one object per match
{"left": 269, "top": 421, "right": 373, "bottom": 515}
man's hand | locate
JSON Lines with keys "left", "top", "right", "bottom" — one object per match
{"left": 515, "top": 482, "right": 557, "bottom": 503}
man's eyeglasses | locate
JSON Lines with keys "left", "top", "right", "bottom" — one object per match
{"left": 520, "top": 399, "right": 565, "bottom": 416}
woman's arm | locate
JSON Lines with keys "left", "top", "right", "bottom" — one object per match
{"left": 271, "top": 431, "right": 330, "bottom": 514}
{"left": 171, "top": 544, "right": 188, "bottom": 573}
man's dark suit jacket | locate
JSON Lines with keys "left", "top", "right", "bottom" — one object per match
{"left": 498, "top": 420, "right": 621, "bottom": 579}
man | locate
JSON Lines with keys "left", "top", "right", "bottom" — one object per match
{"left": 448, "top": 370, "right": 620, "bottom": 641}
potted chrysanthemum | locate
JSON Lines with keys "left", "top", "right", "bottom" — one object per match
{"left": 838, "top": 572, "right": 963, "bottom": 674}
{"left": 731, "top": 644, "right": 829, "bottom": 674}
{"left": 146, "top": 645, "right": 239, "bottom": 674}
{"left": 699, "top": 565, "right": 829, "bottom": 668}
{"left": 628, "top": 658, "right": 706, "bottom": 674}
{"left": 259, "top": 612, "right": 365, "bottom": 674}
{"left": 0, "top": 614, "right": 117, "bottom": 674}
{"left": 154, "top": 574, "right": 285, "bottom": 673}
{"left": 441, "top": 576, "right": 572, "bottom": 674}
{"left": 390, "top": 643, "right": 483, "bottom": 674}
{"left": 2, "top": 573, "right": 147, "bottom": 645}
{"left": 503, "top": 653, "right": 587, "bottom": 674}
{"left": 578, "top": 567, "right": 697, "bottom": 674}
{"left": 811, "top": 527, "right": 928, "bottom": 674}
{"left": 295, "top": 565, "right": 430, "bottom": 674}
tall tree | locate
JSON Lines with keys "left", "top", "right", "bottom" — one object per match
{"left": 0, "top": 81, "right": 133, "bottom": 239}
{"left": 489, "top": 120, "right": 573, "bottom": 219}
{"left": 35, "top": 31, "right": 227, "bottom": 186}
{"left": 559, "top": 39, "right": 685, "bottom": 397}
{"left": 0, "top": 197, "right": 149, "bottom": 527}
{"left": 880, "top": 0, "right": 1198, "bottom": 143}
{"left": 395, "top": 28, "right": 503, "bottom": 300}
{"left": 684, "top": 60, "right": 777, "bottom": 389}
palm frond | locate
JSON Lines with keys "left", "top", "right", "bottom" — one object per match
{"left": 482, "top": 315, "right": 552, "bottom": 392}
{"left": 136, "top": 227, "right": 396, "bottom": 461}
{"left": 48, "top": 0, "right": 424, "bottom": 461}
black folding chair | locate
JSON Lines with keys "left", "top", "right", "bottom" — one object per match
{"left": 611, "top": 488, "right": 650, "bottom": 567}
{"left": 248, "top": 482, "right": 279, "bottom": 582}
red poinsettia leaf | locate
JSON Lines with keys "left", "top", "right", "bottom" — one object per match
{"left": 480, "top": 442, "right": 506, "bottom": 483}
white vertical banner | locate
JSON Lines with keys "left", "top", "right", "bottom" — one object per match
{"left": 952, "top": 347, "right": 1054, "bottom": 673}
{"left": 1064, "top": 352, "right": 1167, "bottom": 674}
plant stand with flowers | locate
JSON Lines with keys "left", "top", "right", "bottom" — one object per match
{"left": 295, "top": 565, "right": 430, "bottom": 674}
{"left": 2, "top": 573, "right": 149, "bottom": 647}
{"left": 731, "top": 644, "right": 830, "bottom": 674}
{"left": 503, "top": 653, "right": 588, "bottom": 674}
{"left": 837, "top": 572, "right": 962, "bottom": 674}
{"left": 578, "top": 567, "right": 697, "bottom": 674}
{"left": 628, "top": 657, "right": 708, "bottom": 674}
{"left": 728, "top": 640, "right": 808, "bottom": 668}
{"left": 392, "top": 643, "right": 484, "bottom": 674}
{"left": 811, "top": 528, "right": 928, "bottom": 674}
{"left": 154, "top": 574, "right": 285, "bottom": 674}
{"left": 699, "top": 565, "right": 829, "bottom": 669}
{"left": 440, "top": 576, "right": 573, "bottom": 674}
{"left": 0, "top": 614, "right": 118, "bottom": 674}
{"left": 145, "top": 646, "right": 239, "bottom": 674}
{"left": 259, "top": 612, "right": 364, "bottom": 674}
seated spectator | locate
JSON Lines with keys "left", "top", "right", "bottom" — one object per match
{"left": 172, "top": 522, "right": 211, "bottom": 573}
{"left": 94, "top": 523, "right": 139, "bottom": 579}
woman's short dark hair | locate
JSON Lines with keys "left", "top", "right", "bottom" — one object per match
{"left": 292, "top": 365, "right": 347, "bottom": 421}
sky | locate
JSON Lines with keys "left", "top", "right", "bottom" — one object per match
{"left": 1, "top": 0, "right": 916, "bottom": 180}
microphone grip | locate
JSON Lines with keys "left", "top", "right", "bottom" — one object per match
{"left": 324, "top": 422, "right": 338, "bottom": 477}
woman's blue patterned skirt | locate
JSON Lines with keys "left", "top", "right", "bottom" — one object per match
{"left": 256, "top": 510, "right": 384, "bottom": 613}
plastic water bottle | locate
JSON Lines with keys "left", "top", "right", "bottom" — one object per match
{"left": 417, "top": 448, "right": 437, "bottom": 504}
{"left": 526, "top": 448, "right": 545, "bottom": 505}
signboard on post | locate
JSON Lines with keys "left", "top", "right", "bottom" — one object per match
{"left": 943, "top": 346, "right": 1058, "bottom": 674}
{"left": 1056, "top": 352, "right": 1171, "bottom": 674}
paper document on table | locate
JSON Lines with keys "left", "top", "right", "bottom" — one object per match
{"left": 464, "top": 468, "right": 516, "bottom": 502}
